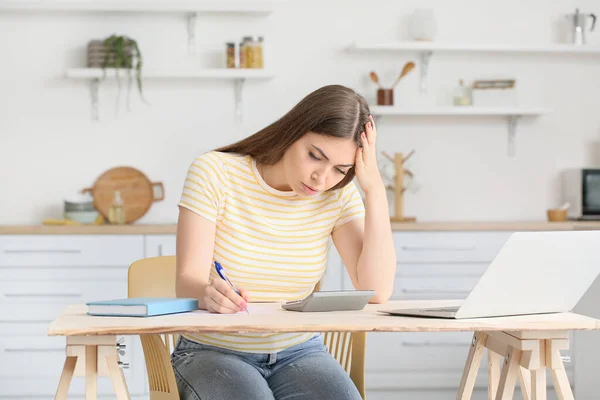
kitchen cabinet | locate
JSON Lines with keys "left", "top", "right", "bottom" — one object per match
{"left": 144, "top": 234, "right": 176, "bottom": 257}
{"left": 0, "top": 235, "right": 147, "bottom": 398}
{"left": 335, "top": 231, "right": 576, "bottom": 398}
{"left": 0, "top": 229, "right": 595, "bottom": 399}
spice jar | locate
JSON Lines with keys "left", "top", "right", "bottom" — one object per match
{"left": 453, "top": 79, "right": 471, "bottom": 106}
{"left": 245, "top": 36, "right": 257, "bottom": 68}
{"left": 239, "top": 39, "right": 247, "bottom": 68}
{"left": 226, "top": 42, "right": 235, "bottom": 68}
{"left": 241, "top": 36, "right": 253, "bottom": 68}
{"left": 256, "top": 36, "right": 264, "bottom": 68}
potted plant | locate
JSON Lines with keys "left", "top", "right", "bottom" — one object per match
{"left": 93, "top": 34, "right": 150, "bottom": 114}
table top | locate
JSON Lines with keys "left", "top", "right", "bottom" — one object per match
{"left": 47, "top": 300, "right": 600, "bottom": 336}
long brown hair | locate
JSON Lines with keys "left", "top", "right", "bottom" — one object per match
{"left": 215, "top": 84, "right": 370, "bottom": 191}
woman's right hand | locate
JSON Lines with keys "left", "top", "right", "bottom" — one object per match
{"left": 204, "top": 278, "right": 249, "bottom": 314}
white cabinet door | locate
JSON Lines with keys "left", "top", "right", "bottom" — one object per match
{"left": 145, "top": 234, "right": 176, "bottom": 257}
{"left": 0, "top": 235, "right": 146, "bottom": 398}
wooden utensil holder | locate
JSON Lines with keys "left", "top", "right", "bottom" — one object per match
{"left": 377, "top": 88, "right": 394, "bottom": 106}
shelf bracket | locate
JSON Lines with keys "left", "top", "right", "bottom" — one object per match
{"left": 90, "top": 78, "right": 100, "bottom": 121}
{"left": 186, "top": 13, "right": 198, "bottom": 55}
{"left": 234, "top": 78, "right": 246, "bottom": 123}
{"left": 507, "top": 115, "right": 520, "bottom": 157}
{"left": 419, "top": 51, "right": 433, "bottom": 94}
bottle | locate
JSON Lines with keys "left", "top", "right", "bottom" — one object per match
{"left": 239, "top": 36, "right": 252, "bottom": 68}
{"left": 256, "top": 36, "right": 264, "bottom": 68}
{"left": 226, "top": 42, "right": 236, "bottom": 68}
{"left": 453, "top": 79, "right": 471, "bottom": 106}
{"left": 244, "top": 36, "right": 256, "bottom": 68}
{"left": 108, "top": 190, "right": 126, "bottom": 225}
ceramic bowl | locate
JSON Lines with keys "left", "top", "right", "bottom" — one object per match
{"left": 64, "top": 210, "right": 99, "bottom": 224}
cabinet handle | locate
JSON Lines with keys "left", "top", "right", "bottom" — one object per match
{"left": 402, "top": 341, "right": 471, "bottom": 347}
{"left": 400, "top": 245, "right": 476, "bottom": 252}
{"left": 4, "top": 346, "right": 64, "bottom": 352}
{"left": 3, "top": 291, "right": 81, "bottom": 298}
{"left": 3, "top": 249, "right": 82, "bottom": 254}
{"left": 400, "top": 289, "right": 471, "bottom": 295}
{"left": 158, "top": 244, "right": 163, "bottom": 257}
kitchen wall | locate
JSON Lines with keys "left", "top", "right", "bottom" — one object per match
{"left": 1, "top": 0, "right": 599, "bottom": 224}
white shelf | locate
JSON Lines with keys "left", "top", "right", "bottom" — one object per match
{"left": 67, "top": 68, "right": 275, "bottom": 122}
{"left": 370, "top": 106, "right": 552, "bottom": 157}
{"left": 0, "top": 0, "right": 276, "bottom": 14}
{"left": 370, "top": 106, "right": 552, "bottom": 117}
{"left": 66, "top": 68, "right": 275, "bottom": 80}
{"left": 349, "top": 41, "right": 600, "bottom": 95}
{"left": 349, "top": 41, "right": 600, "bottom": 55}
{"left": 2, "top": 1, "right": 276, "bottom": 56}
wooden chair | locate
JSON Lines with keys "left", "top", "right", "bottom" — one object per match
{"left": 127, "top": 256, "right": 367, "bottom": 400}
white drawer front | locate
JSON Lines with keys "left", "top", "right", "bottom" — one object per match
{"left": 394, "top": 277, "right": 480, "bottom": 300}
{"left": 0, "top": 279, "right": 127, "bottom": 306}
{"left": 399, "top": 262, "right": 489, "bottom": 278}
{"left": 366, "top": 332, "right": 475, "bottom": 372}
{"left": 365, "top": 332, "right": 574, "bottom": 387}
{"left": 0, "top": 235, "right": 144, "bottom": 267}
{"left": 393, "top": 232, "right": 512, "bottom": 263}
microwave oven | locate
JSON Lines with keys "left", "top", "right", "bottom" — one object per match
{"left": 562, "top": 168, "right": 600, "bottom": 220}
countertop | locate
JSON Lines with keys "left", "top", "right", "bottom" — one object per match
{"left": 1, "top": 221, "right": 600, "bottom": 234}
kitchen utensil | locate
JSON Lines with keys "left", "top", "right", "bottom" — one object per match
{"left": 82, "top": 166, "right": 164, "bottom": 224}
{"left": 369, "top": 71, "right": 383, "bottom": 88}
{"left": 566, "top": 8, "right": 596, "bottom": 45}
{"left": 391, "top": 61, "right": 415, "bottom": 88}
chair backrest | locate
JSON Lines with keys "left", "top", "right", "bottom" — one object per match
{"left": 128, "top": 256, "right": 366, "bottom": 399}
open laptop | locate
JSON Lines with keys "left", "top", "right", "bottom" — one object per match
{"left": 381, "top": 230, "right": 600, "bottom": 319}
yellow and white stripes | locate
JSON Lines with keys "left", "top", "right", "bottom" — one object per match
{"left": 178, "top": 151, "right": 365, "bottom": 353}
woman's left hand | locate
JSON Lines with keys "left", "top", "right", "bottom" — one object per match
{"left": 355, "top": 115, "right": 384, "bottom": 195}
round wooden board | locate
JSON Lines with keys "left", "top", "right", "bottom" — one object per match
{"left": 84, "top": 167, "right": 163, "bottom": 224}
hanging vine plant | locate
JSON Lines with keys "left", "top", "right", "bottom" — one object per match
{"left": 100, "top": 34, "right": 150, "bottom": 114}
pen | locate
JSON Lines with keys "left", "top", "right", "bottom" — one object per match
{"left": 214, "top": 260, "right": 249, "bottom": 314}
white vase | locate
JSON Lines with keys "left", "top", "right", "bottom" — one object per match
{"left": 408, "top": 8, "right": 437, "bottom": 41}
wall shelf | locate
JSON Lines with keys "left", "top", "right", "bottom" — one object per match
{"left": 0, "top": 1, "right": 276, "bottom": 14}
{"left": 348, "top": 41, "right": 600, "bottom": 93}
{"left": 66, "top": 68, "right": 275, "bottom": 121}
{"left": 1, "top": 1, "right": 276, "bottom": 54}
{"left": 370, "top": 106, "right": 552, "bottom": 157}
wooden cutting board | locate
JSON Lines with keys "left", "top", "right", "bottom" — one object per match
{"left": 83, "top": 167, "right": 164, "bottom": 224}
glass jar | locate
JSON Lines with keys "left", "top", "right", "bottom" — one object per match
{"left": 256, "top": 36, "right": 264, "bottom": 68}
{"left": 241, "top": 36, "right": 253, "bottom": 68}
{"left": 453, "top": 79, "right": 471, "bottom": 106}
{"left": 226, "top": 42, "right": 235, "bottom": 68}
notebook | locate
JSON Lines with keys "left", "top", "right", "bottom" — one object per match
{"left": 86, "top": 297, "right": 198, "bottom": 317}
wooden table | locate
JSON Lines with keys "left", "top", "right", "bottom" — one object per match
{"left": 48, "top": 300, "right": 600, "bottom": 400}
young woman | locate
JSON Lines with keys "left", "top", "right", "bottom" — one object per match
{"left": 172, "top": 84, "right": 397, "bottom": 399}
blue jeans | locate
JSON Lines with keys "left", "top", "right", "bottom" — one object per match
{"left": 171, "top": 334, "right": 362, "bottom": 400}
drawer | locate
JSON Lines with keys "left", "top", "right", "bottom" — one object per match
{"left": 0, "top": 334, "right": 146, "bottom": 396}
{"left": 0, "top": 279, "right": 127, "bottom": 306}
{"left": 365, "top": 332, "right": 574, "bottom": 375}
{"left": 393, "top": 232, "right": 512, "bottom": 263}
{"left": 399, "top": 262, "right": 490, "bottom": 278}
{"left": 393, "top": 277, "right": 480, "bottom": 300}
{"left": 366, "top": 332, "right": 476, "bottom": 372}
{"left": 0, "top": 235, "right": 144, "bottom": 267}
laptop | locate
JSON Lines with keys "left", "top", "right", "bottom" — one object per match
{"left": 381, "top": 230, "right": 600, "bottom": 319}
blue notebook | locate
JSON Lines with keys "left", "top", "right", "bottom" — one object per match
{"left": 86, "top": 297, "right": 198, "bottom": 317}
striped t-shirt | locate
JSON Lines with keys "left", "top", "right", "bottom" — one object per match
{"left": 177, "top": 151, "right": 365, "bottom": 353}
